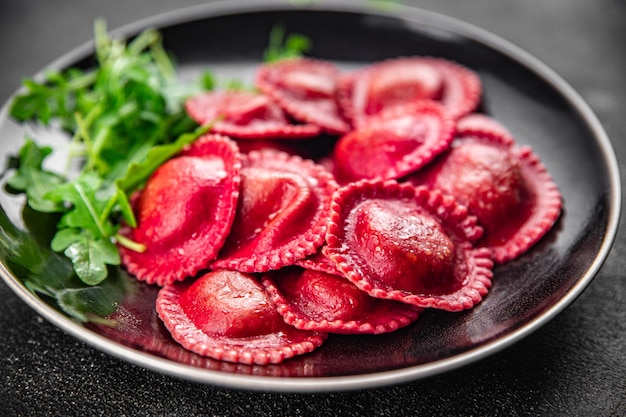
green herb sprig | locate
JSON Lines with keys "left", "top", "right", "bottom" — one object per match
{"left": 0, "top": 205, "right": 128, "bottom": 323}
{"left": 263, "top": 24, "right": 311, "bottom": 63}
{"left": 8, "top": 20, "right": 205, "bottom": 285}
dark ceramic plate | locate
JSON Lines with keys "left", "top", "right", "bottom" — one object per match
{"left": 0, "top": 0, "right": 620, "bottom": 392}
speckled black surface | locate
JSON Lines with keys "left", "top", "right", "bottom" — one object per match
{"left": 0, "top": 1, "right": 624, "bottom": 416}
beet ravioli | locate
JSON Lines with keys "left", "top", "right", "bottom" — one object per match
{"left": 185, "top": 90, "right": 320, "bottom": 139}
{"left": 157, "top": 270, "right": 327, "bottom": 365}
{"left": 407, "top": 114, "right": 562, "bottom": 263}
{"left": 119, "top": 134, "right": 241, "bottom": 286}
{"left": 324, "top": 180, "right": 494, "bottom": 311}
{"left": 337, "top": 56, "right": 482, "bottom": 127}
{"left": 255, "top": 58, "right": 351, "bottom": 135}
{"left": 262, "top": 264, "right": 422, "bottom": 334}
{"left": 212, "top": 149, "right": 338, "bottom": 272}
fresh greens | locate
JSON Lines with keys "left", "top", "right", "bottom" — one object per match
{"left": 263, "top": 24, "right": 311, "bottom": 63}
{"left": 6, "top": 139, "right": 66, "bottom": 213}
{"left": 9, "top": 69, "right": 98, "bottom": 132}
{"left": 7, "top": 20, "right": 205, "bottom": 286}
{"left": 0, "top": 205, "right": 128, "bottom": 322}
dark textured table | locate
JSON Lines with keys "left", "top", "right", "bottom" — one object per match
{"left": 1, "top": 1, "right": 624, "bottom": 416}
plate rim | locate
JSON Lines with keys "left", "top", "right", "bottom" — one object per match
{"left": 0, "top": 0, "right": 621, "bottom": 392}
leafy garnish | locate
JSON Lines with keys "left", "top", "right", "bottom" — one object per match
{"left": 0, "top": 206, "right": 127, "bottom": 322}
{"left": 7, "top": 20, "right": 207, "bottom": 285}
{"left": 201, "top": 70, "right": 217, "bottom": 91}
{"left": 9, "top": 69, "right": 97, "bottom": 131}
{"left": 263, "top": 24, "right": 311, "bottom": 63}
{"left": 6, "top": 138, "right": 65, "bottom": 213}
{"left": 44, "top": 172, "right": 121, "bottom": 284}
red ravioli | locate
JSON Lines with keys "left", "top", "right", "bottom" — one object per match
{"left": 119, "top": 134, "right": 241, "bottom": 286}
{"left": 262, "top": 266, "right": 422, "bottom": 334}
{"left": 185, "top": 90, "right": 321, "bottom": 139}
{"left": 407, "top": 127, "right": 562, "bottom": 263}
{"left": 156, "top": 269, "right": 327, "bottom": 365}
{"left": 256, "top": 58, "right": 351, "bottom": 135}
{"left": 332, "top": 101, "right": 454, "bottom": 183}
{"left": 294, "top": 247, "right": 343, "bottom": 276}
{"left": 338, "top": 57, "right": 481, "bottom": 127}
{"left": 324, "top": 180, "right": 493, "bottom": 311}
{"left": 212, "top": 149, "right": 338, "bottom": 272}
{"left": 456, "top": 113, "right": 516, "bottom": 146}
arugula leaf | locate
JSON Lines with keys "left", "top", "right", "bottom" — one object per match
{"left": 201, "top": 70, "right": 216, "bottom": 91}
{"left": 10, "top": 69, "right": 97, "bottom": 131}
{"left": 50, "top": 228, "right": 85, "bottom": 252}
{"left": 63, "top": 235, "right": 120, "bottom": 285}
{"left": 263, "top": 24, "right": 311, "bottom": 63}
{"left": 56, "top": 284, "right": 122, "bottom": 323}
{"left": 6, "top": 139, "right": 65, "bottom": 213}
{"left": 41, "top": 173, "right": 123, "bottom": 283}
{"left": 0, "top": 206, "right": 126, "bottom": 321}
{"left": 113, "top": 187, "right": 136, "bottom": 228}
{"left": 45, "top": 173, "right": 113, "bottom": 236}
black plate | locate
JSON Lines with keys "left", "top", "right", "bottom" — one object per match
{"left": 0, "top": 0, "right": 620, "bottom": 392}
